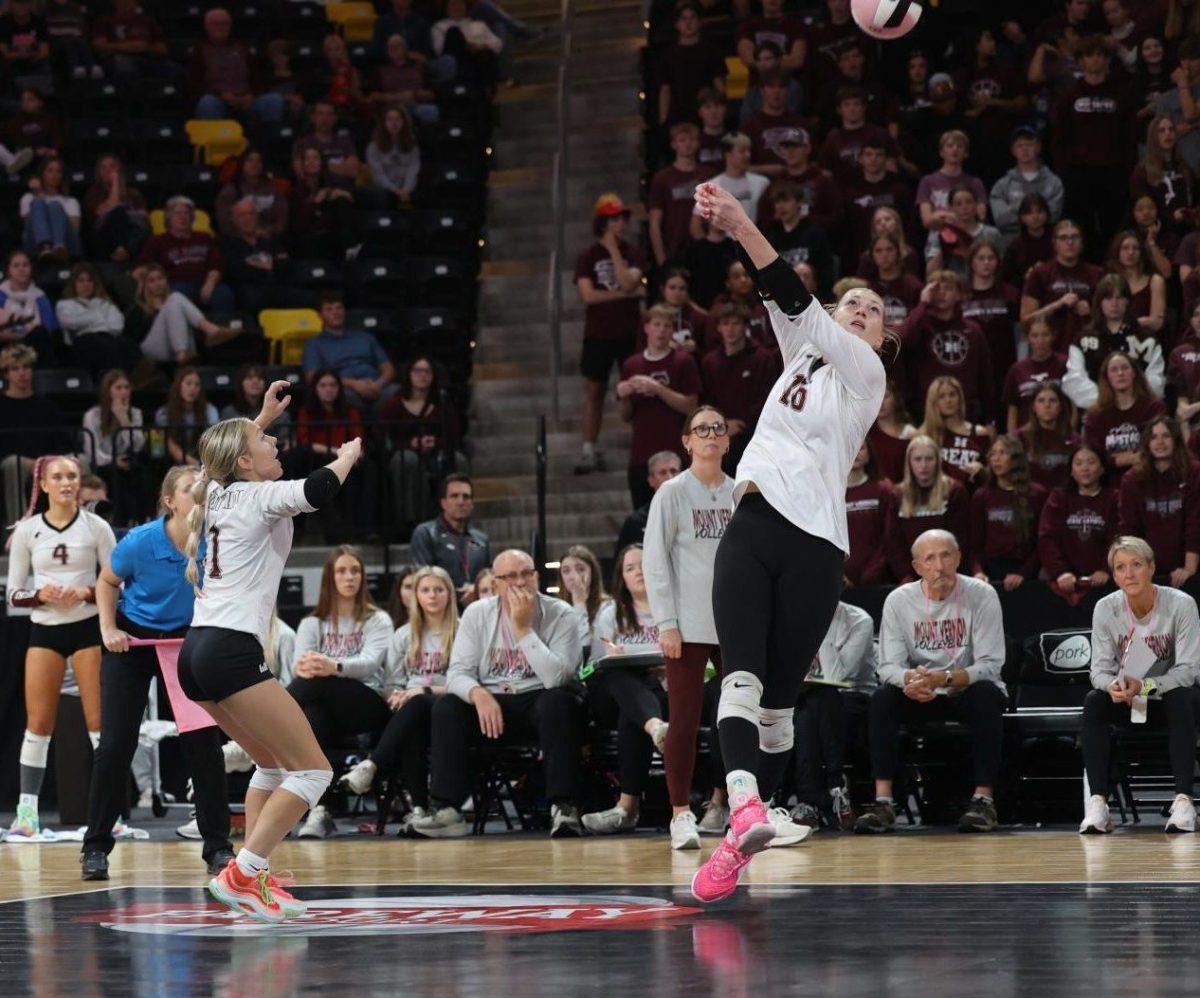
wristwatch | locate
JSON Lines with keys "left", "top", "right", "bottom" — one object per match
{"left": 335, "top": 661, "right": 344, "bottom": 674}
{"left": 943, "top": 670, "right": 954, "bottom": 688}
{"left": 1141, "top": 677, "right": 1156, "bottom": 697}
{"left": 423, "top": 685, "right": 433, "bottom": 696}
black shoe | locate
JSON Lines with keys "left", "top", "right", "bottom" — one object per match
{"left": 958, "top": 796, "right": 998, "bottom": 833}
{"left": 789, "top": 802, "right": 822, "bottom": 829}
{"left": 206, "top": 847, "right": 236, "bottom": 875}
{"left": 853, "top": 800, "right": 896, "bottom": 834}
{"left": 81, "top": 850, "right": 109, "bottom": 881}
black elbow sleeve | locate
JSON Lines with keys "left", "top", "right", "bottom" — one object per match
{"left": 754, "top": 256, "right": 814, "bottom": 317}
{"left": 304, "top": 467, "right": 342, "bottom": 509}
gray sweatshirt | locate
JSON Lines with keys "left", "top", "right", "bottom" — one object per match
{"left": 384, "top": 622, "right": 451, "bottom": 691}
{"left": 1089, "top": 586, "right": 1200, "bottom": 696}
{"left": 592, "top": 600, "right": 659, "bottom": 651}
{"left": 447, "top": 593, "right": 584, "bottom": 701}
{"left": 294, "top": 609, "right": 394, "bottom": 692}
{"left": 366, "top": 141, "right": 421, "bottom": 196}
{"left": 808, "top": 602, "right": 878, "bottom": 694}
{"left": 642, "top": 468, "right": 735, "bottom": 643}
{"left": 878, "top": 576, "right": 1007, "bottom": 695}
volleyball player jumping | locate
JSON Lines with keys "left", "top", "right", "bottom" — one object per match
{"left": 691, "top": 183, "right": 892, "bottom": 903}
{"left": 178, "top": 381, "right": 362, "bottom": 923}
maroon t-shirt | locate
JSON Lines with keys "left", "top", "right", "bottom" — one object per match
{"left": 1168, "top": 336, "right": 1200, "bottom": 401}
{"left": 742, "top": 108, "right": 811, "bottom": 172}
{"left": 1019, "top": 427, "right": 1079, "bottom": 492}
{"left": 648, "top": 162, "right": 715, "bottom": 262}
{"left": 1038, "top": 486, "right": 1120, "bottom": 579}
{"left": 755, "top": 165, "right": 842, "bottom": 232}
{"left": 969, "top": 482, "right": 1048, "bottom": 577}
{"left": 940, "top": 426, "right": 992, "bottom": 485}
{"left": 1002, "top": 231, "right": 1053, "bottom": 287}
{"left": 705, "top": 293, "right": 770, "bottom": 349}
{"left": 1022, "top": 259, "right": 1104, "bottom": 351}
{"left": 900, "top": 303, "right": 994, "bottom": 418}
{"left": 817, "top": 124, "right": 897, "bottom": 184}
{"left": 869, "top": 274, "right": 923, "bottom": 330}
{"left": 867, "top": 424, "right": 911, "bottom": 485}
{"left": 962, "top": 282, "right": 1022, "bottom": 379}
{"left": 856, "top": 247, "right": 922, "bottom": 281}
{"left": 136, "top": 231, "right": 222, "bottom": 283}
{"left": 1003, "top": 354, "right": 1068, "bottom": 425}
{"left": 885, "top": 479, "right": 971, "bottom": 582}
{"left": 1117, "top": 463, "right": 1200, "bottom": 573}
{"left": 699, "top": 341, "right": 781, "bottom": 432}
{"left": 620, "top": 349, "right": 701, "bottom": 466}
{"left": 575, "top": 240, "right": 645, "bottom": 343}
{"left": 843, "top": 173, "right": 916, "bottom": 255}
{"left": 698, "top": 130, "right": 728, "bottom": 170}
{"left": 1082, "top": 397, "right": 1168, "bottom": 481}
{"left": 736, "top": 15, "right": 807, "bottom": 71}
{"left": 845, "top": 478, "right": 894, "bottom": 585}
{"left": 658, "top": 40, "right": 727, "bottom": 124}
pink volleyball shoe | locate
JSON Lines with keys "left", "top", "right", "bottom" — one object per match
{"left": 691, "top": 833, "right": 755, "bottom": 904}
{"left": 728, "top": 796, "right": 775, "bottom": 855}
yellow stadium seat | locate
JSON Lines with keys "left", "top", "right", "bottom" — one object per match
{"left": 184, "top": 119, "right": 249, "bottom": 166}
{"left": 149, "top": 208, "right": 213, "bottom": 236}
{"left": 326, "top": 2, "right": 377, "bottom": 42}
{"left": 724, "top": 56, "right": 749, "bottom": 101}
{"left": 260, "top": 308, "right": 323, "bottom": 365}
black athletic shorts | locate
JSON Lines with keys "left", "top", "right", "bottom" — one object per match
{"left": 28, "top": 615, "right": 101, "bottom": 657}
{"left": 178, "top": 626, "right": 272, "bottom": 703}
{"left": 580, "top": 337, "right": 635, "bottom": 383}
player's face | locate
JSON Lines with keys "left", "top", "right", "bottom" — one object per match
{"left": 240, "top": 424, "right": 282, "bottom": 482}
{"left": 333, "top": 554, "right": 363, "bottom": 599}
{"left": 41, "top": 459, "right": 79, "bottom": 506}
{"left": 621, "top": 547, "right": 646, "bottom": 598}
{"left": 1112, "top": 550, "right": 1154, "bottom": 598}
{"left": 416, "top": 575, "right": 450, "bottom": 617}
{"left": 833, "top": 289, "right": 885, "bottom": 349}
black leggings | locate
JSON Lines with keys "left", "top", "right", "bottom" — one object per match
{"left": 287, "top": 676, "right": 391, "bottom": 763}
{"left": 794, "top": 688, "right": 869, "bottom": 804}
{"left": 369, "top": 691, "right": 436, "bottom": 808}
{"left": 1081, "top": 687, "right": 1199, "bottom": 797}
{"left": 712, "top": 493, "right": 845, "bottom": 783}
{"left": 588, "top": 669, "right": 668, "bottom": 798}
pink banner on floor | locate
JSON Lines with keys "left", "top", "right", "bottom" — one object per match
{"left": 129, "top": 638, "right": 217, "bottom": 733}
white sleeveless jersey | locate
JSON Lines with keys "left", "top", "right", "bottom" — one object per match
{"left": 6, "top": 510, "right": 116, "bottom": 625}
{"left": 735, "top": 298, "right": 886, "bottom": 554}
{"left": 190, "top": 478, "right": 315, "bottom": 643}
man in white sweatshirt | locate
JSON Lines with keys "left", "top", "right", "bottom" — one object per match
{"left": 409, "top": 549, "right": 586, "bottom": 839}
{"left": 856, "top": 529, "right": 1008, "bottom": 834}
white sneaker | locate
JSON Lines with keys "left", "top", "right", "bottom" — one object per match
{"left": 696, "top": 799, "right": 729, "bottom": 835}
{"left": 766, "top": 806, "right": 814, "bottom": 847}
{"left": 338, "top": 758, "right": 378, "bottom": 796}
{"left": 296, "top": 804, "right": 337, "bottom": 839}
{"left": 408, "top": 806, "right": 469, "bottom": 838}
{"left": 400, "top": 805, "right": 429, "bottom": 832}
{"left": 582, "top": 805, "right": 638, "bottom": 835}
{"left": 1165, "top": 793, "right": 1196, "bottom": 833}
{"left": 649, "top": 720, "right": 669, "bottom": 753}
{"left": 175, "top": 817, "right": 201, "bottom": 840}
{"left": 670, "top": 811, "right": 700, "bottom": 850}
{"left": 1079, "top": 794, "right": 1113, "bottom": 834}
{"left": 222, "top": 741, "right": 254, "bottom": 773}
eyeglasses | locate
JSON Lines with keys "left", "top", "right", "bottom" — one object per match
{"left": 495, "top": 569, "right": 536, "bottom": 583}
{"left": 689, "top": 422, "right": 728, "bottom": 438}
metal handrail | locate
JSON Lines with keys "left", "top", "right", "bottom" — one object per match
{"left": 534, "top": 414, "right": 548, "bottom": 583}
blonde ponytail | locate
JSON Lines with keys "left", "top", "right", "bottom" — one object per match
{"left": 182, "top": 417, "right": 255, "bottom": 585}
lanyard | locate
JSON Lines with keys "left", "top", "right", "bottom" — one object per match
{"left": 1119, "top": 587, "right": 1158, "bottom": 682}
{"left": 924, "top": 580, "right": 962, "bottom": 674}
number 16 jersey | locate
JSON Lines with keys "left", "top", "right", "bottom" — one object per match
{"left": 6, "top": 510, "right": 116, "bottom": 625}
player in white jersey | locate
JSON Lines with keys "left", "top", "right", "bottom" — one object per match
{"left": 5, "top": 454, "right": 116, "bottom": 838}
{"left": 176, "top": 383, "right": 362, "bottom": 923}
{"left": 691, "top": 182, "right": 894, "bottom": 903}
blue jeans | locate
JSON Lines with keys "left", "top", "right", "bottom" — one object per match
{"left": 194, "top": 92, "right": 284, "bottom": 123}
{"left": 23, "top": 199, "right": 80, "bottom": 257}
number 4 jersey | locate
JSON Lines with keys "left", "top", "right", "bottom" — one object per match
{"left": 6, "top": 510, "right": 116, "bottom": 625}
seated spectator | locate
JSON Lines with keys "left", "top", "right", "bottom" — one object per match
{"left": 867, "top": 234, "right": 923, "bottom": 330}
{"left": 82, "top": 154, "right": 149, "bottom": 264}
{"left": 369, "top": 34, "right": 439, "bottom": 125}
{"left": 410, "top": 548, "right": 586, "bottom": 838}
{"left": 262, "top": 40, "right": 307, "bottom": 121}
{"left": 91, "top": 0, "right": 171, "bottom": 83}
{"left": 1064, "top": 275, "right": 1165, "bottom": 411}
{"left": 688, "top": 134, "right": 769, "bottom": 240}
{"left": 1170, "top": 301, "right": 1200, "bottom": 436}
{"left": 866, "top": 380, "right": 917, "bottom": 485}
{"left": 1019, "top": 382, "right": 1079, "bottom": 492}
{"left": 387, "top": 563, "right": 419, "bottom": 628}
{"left": 885, "top": 435, "right": 970, "bottom": 582}
{"left": 845, "top": 440, "right": 894, "bottom": 586}
{"left": 581, "top": 544, "right": 670, "bottom": 835}
{"left": 219, "top": 197, "right": 312, "bottom": 312}
{"left": 917, "top": 375, "right": 992, "bottom": 487}
{"left": 290, "top": 147, "right": 358, "bottom": 260}
{"left": 658, "top": 266, "right": 708, "bottom": 353}
{"left": 214, "top": 149, "right": 289, "bottom": 240}
{"left": 432, "top": 0, "right": 502, "bottom": 93}
{"left": 556, "top": 545, "right": 608, "bottom": 660}
{"left": 303, "top": 292, "right": 396, "bottom": 413}
{"left": 379, "top": 355, "right": 466, "bottom": 530}
{"left": 365, "top": 106, "right": 422, "bottom": 208}
{"left": 989, "top": 125, "right": 1064, "bottom": 243}
{"left": 187, "top": 8, "right": 283, "bottom": 123}
{"left": 648, "top": 123, "right": 713, "bottom": 268}
{"left": 1130, "top": 194, "right": 1177, "bottom": 278}
{"left": 289, "top": 544, "right": 395, "bottom": 840}
{"left": 962, "top": 238, "right": 1021, "bottom": 378}
{"left": 696, "top": 87, "right": 729, "bottom": 170}
{"left": 339, "top": 565, "right": 460, "bottom": 823}
{"left": 372, "top": 0, "right": 449, "bottom": 80}
{"left": 855, "top": 205, "right": 921, "bottom": 280}
{"left": 1118, "top": 416, "right": 1200, "bottom": 587}
{"left": 410, "top": 474, "right": 491, "bottom": 603}
{"left": 1021, "top": 218, "right": 1103, "bottom": 351}
{"left": 1004, "top": 317, "right": 1068, "bottom": 432}
{"left": 135, "top": 196, "right": 235, "bottom": 312}
{"left": 789, "top": 601, "right": 876, "bottom": 831}
{"left": 925, "top": 189, "right": 1002, "bottom": 281}
{"left": 46, "top": 0, "right": 98, "bottom": 81}
{"left": 21, "top": 156, "right": 80, "bottom": 261}
{"left": 220, "top": 364, "right": 292, "bottom": 436}
{"left": 742, "top": 70, "right": 809, "bottom": 177}
{"left": 704, "top": 259, "right": 770, "bottom": 346}
{"left": 1001, "top": 192, "right": 1053, "bottom": 287}
{"left": 738, "top": 42, "right": 803, "bottom": 128}
{"left": 1108, "top": 229, "right": 1167, "bottom": 335}
{"left": 55, "top": 262, "right": 141, "bottom": 377}
{"left": 818, "top": 85, "right": 897, "bottom": 185}
{"left": 1082, "top": 351, "right": 1167, "bottom": 482}
{"left": 307, "top": 32, "right": 367, "bottom": 119}
{"left": 699, "top": 302, "right": 780, "bottom": 471}
{"left": 5, "top": 87, "right": 60, "bottom": 163}
{"left": 616, "top": 305, "right": 700, "bottom": 508}
{"left": 1131, "top": 116, "right": 1196, "bottom": 230}
{"left": 1038, "top": 443, "right": 1118, "bottom": 606}
{"left": 970, "top": 435, "right": 1047, "bottom": 587}
{"left": 155, "top": 366, "right": 217, "bottom": 466}
{"left": 760, "top": 181, "right": 834, "bottom": 289}
{"left": 81, "top": 367, "right": 144, "bottom": 473}
{"left": 915, "top": 130, "right": 988, "bottom": 234}
{"left": 901, "top": 271, "right": 994, "bottom": 420}
{"left": 0, "top": 248, "right": 57, "bottom": 360}
{"left": 0, "top": 343, "right": 66, "bottom": 524}
{"left": 1080, "top": 536, "right": 1200, "bottom": 835}
{"left": 0, "top": 0, "right": 52, "bottom": 86}
{"left": 292, "top": 100, "right": 363, "bottom": 193}
{"left": 125, "top": 264, "right": 237, "bottom": 366}
{"left": 615, "top": 450, "right": 680, "bottom": 555}
{"left": 860, "top": 529, "right": 1007, "bottom": 834}
{"left": 654, "top": 0, "right": 724, "bottom": 128}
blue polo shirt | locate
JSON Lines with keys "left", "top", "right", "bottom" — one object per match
{"left": 302, "top": 328, "right": 389, "bottom": 381}
{"left": 109, "top": 516, "right": 202, "bottom": 631}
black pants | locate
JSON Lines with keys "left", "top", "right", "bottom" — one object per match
{"left": 1081, "top": 687, "right": 1199, "bottom": 797}
{"left": 711, "top": 493, "right": 845, "bottom": 780}
{"left": 868, "top": 682, "right": 1007, "bottom": 789}
{"left": 83, "top": 618, "right": 231, "bottom": 863}
{"left": 588, "top": 670, "right": 668, "bottom": 797}
{"left": 429, "top": 688, "right": 583, "bottom": 806}
{"left": 286, "top": 676, "right": 391, "bottom": 763}
{"left": 370, "top": 691, "right": 436, "bottom": 808}
{"left": 794, "top": 688, "right": 869, "bottom": 804}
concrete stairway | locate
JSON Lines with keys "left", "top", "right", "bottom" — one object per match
{"left": 469, "top": 0, "right": 647, "bottom": 560}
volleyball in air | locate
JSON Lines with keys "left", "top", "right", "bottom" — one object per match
{"left": 850, "top": 0, "right": 923, "bottom": 39}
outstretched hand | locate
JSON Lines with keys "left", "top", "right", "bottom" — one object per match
{"left": 694, "top": 183, "right": 749, "bottom": 237}
{"left": 255, "top": 380, "right": 293, "bottom": 428}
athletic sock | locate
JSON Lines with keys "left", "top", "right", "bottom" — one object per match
{"left": 726, "top": 770, "right": 760, "bottom": 810}
{"left": 235, "top": 847, "right": 269, "bottom": 878}
{"left": 18, "top": 792, "right": 38, "bottom": 811}
{"left": 88, "top": 731, "right": 101, "bottom": 751}
{"left": 876, "top": 796, "right": 895, "bottom": 805}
